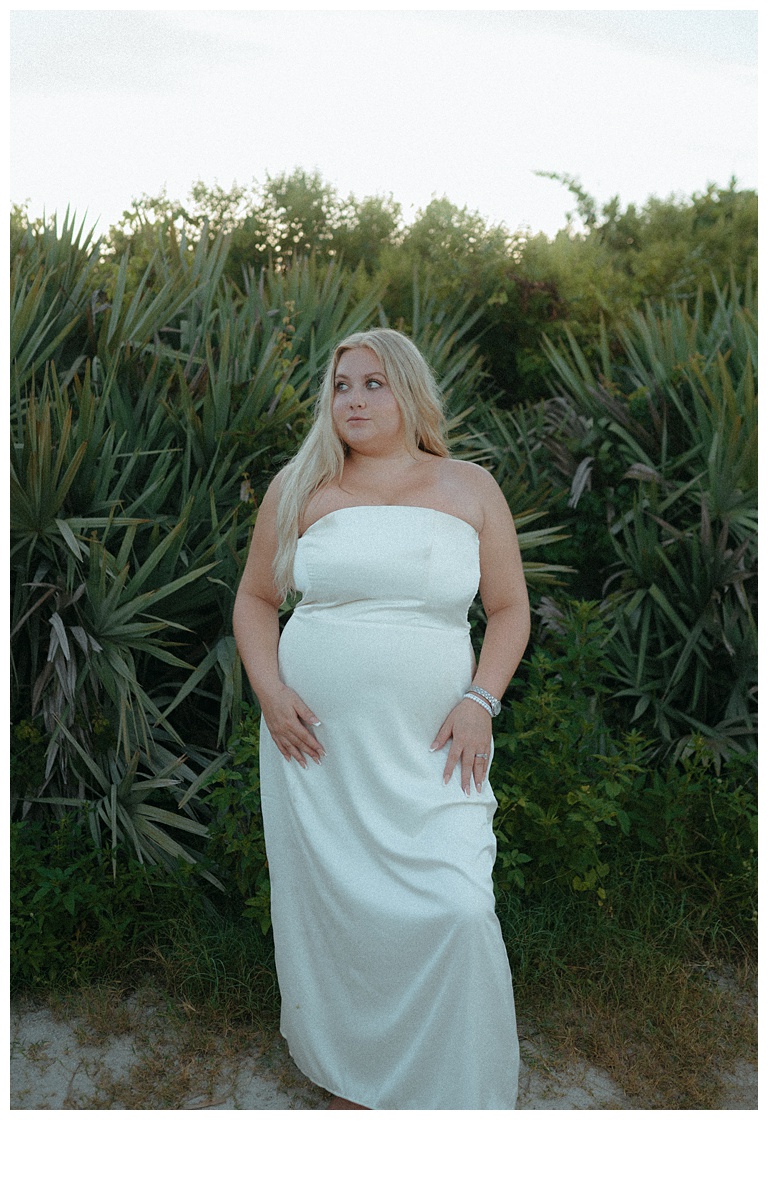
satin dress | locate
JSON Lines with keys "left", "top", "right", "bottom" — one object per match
{"left": 259, "top": 505, "right": 519, "bottom": 1109}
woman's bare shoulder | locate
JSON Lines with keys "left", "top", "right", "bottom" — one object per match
{"left": 259, "top": 465, "right": 290, "bottom": 509}
{"left": 429, "top": 458, "right": 506, "bottom": 532}
{"left": 269, "top": 464, "right": 291, "bottom": 491}
{"left": 438, "top": 457, "right": 502, "bottom": 499}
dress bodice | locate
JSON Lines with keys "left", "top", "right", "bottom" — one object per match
{"left": 292, "top": 505, "right": 480, "bottom": 631}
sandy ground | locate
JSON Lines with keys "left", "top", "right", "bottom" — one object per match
{"left": 10, "top": 999, "right": 757, "bottom": 1111}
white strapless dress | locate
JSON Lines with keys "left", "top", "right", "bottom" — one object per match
{"left": 259, "top": 506, "right": 519, "bottom": 1109}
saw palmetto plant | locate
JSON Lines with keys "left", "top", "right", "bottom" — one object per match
{"left": 11, "top": 213, "right": 569, "bottom": 868}
{"left": 536, "top": 278, "right": 757, "bottom": 763}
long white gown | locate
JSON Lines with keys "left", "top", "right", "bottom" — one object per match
{"left": 259, "top": 505, "right": 519, "bottom": 1109}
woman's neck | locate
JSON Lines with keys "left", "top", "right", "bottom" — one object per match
{"left": 337, "top": 450, "right": 439, "bottom": 504}
{"left": 344, "top": 445, "right": 429, "bottom": 471}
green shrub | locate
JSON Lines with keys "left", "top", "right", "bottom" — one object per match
{"left": 10, "top": 817, "right": 189, "bottom": 990}
{"left": 534, "top": 282, "right": 757, "bottom": 761}
{"left": 622, "top": 743, "right": 757, "bottom": 932}
{"left": 10, "top": 719, "right": 47, "bottom": 797}
{"left": 10, "top": 212, "right": 564, "bottom": 872}
{"left": 491, "top": 601, "right": 635, "bottom": 900}
{"left": 490, "top": 599, "right": 757, "bottom": 937}
{"left": 206, "top": 710, "right": 271, "bottom": 933}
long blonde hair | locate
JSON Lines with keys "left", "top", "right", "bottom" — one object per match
{"left": 273, "top": 328, "right": 450, "bottom": 598}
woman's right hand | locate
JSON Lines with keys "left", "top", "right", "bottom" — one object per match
{"left": 260, "top": 683, "right": 325, "bottom": 768}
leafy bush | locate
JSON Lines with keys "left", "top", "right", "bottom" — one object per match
{"left": 9, "top": 216, "right": 380, "bottom": 853}
{"left": 622, "top": 745, "right": 757, "bottom": 932}
{"left": 10, "top": 210, "right": 567, "bottom": 871}
{"left": 101, "top": 171, "right": 758, "bottom": 408}
{"left": 491, "top": 601, "right": 635, "bottom": 899}
{"left": 520, "top": 176, "right": 758, "bottom": 348}
{"left": 490, "top": 599, "right": 757, "bottom": 935}
{"left": 206, "top": 710, "right": 271, "bottom": 934}
{"left": 10, "top": 198, "right": 755, "bottom": 982}
{"left": 516, "top": 281, "right": 757, "bottom": 761}
{"left": 10, "top": 818, "right": 188, "bottom": 989}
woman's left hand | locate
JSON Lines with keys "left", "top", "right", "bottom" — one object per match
{"left": 431, "top": 698, "right": 493, "bottom": 795}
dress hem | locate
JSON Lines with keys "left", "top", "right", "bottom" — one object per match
{"left": 281, "top": 1032, "right": 378, "bottom": 1110}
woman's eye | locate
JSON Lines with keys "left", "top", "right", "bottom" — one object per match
{"left": 334, "top": 378, "right": 383, "bottom": 391}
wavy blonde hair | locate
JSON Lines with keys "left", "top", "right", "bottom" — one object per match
{"left": 272, "top": 328, "right": 450, "bottom": 598}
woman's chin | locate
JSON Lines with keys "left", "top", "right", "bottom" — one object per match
{"left": 339, "top": 429, "right": 373, "bottom": 450}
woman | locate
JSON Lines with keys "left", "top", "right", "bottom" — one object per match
{"left": 233, "top": 328, "right": 530, "bottom": 1110}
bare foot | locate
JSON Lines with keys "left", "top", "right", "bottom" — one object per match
{"left": 327, "top": 1095, "right": 370, "bottom": 1110}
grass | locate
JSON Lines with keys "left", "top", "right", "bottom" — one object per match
{"left": 18, "top": 976, "right": 325, "bottom": 1110}
{"left": 12, "top": 867, "right": 756, "bottom": 1110}
{"left": 145, "top": 905, "right": 283, "bottom": 1030}
{"left": 498, "top": 875, "right": 757, "bottom": 1109}
{"left": 12, "top": 902, "right": 328, "bottom": 1110}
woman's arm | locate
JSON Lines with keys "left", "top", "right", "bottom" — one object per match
{"left": 471, "top": 470, "right": 531, "bottom": 699}
{"left": 431, "top": 465, "right": 530, "bottom": 794}
{"left": 233, "top": 476, "right": 325, "bottom": 768}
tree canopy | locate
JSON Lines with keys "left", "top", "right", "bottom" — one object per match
{"left": 65, "top": 168, "right": 754, "bottom": 406}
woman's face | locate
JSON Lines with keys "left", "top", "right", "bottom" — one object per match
{"left": 332, "top": 346, "right": 405, "bottom": 454}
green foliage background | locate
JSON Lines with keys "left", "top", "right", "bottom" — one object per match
{"left": 10, "top": 170, "right": 757, "bottom": 990}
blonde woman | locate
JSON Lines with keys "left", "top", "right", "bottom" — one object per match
{"left": 233, "top": 328, "right": 530, "bottom": 1110}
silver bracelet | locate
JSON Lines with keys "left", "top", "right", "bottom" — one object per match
{"left": 464, "top": 692, "right": 493, "bottom": 717}
{"left": 468, "top": 684, "right": 501, "bottom": 717}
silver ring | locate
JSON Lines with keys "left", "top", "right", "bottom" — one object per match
{"left": 474, "top": 753, "right": 489, "bottom": 760}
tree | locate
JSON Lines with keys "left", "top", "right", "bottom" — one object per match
{"left": 519, "top": 175, "right": 758, "bottom": 340}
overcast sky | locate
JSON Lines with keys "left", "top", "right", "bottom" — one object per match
{"left": 10, "top": 4, "right": 758, "bottom": 240}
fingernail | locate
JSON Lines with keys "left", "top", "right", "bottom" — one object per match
{"left": 312, "top": 720, "right": 322, "bottom": 726}
{"left": 429, "top": 746, "right": 436, "bottom": 753}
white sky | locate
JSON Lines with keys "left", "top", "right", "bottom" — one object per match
{"left": 10, "top": 4, "right": 759, "bottom": 240}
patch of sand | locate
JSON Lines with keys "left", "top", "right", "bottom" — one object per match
{"left": 10, "top": 1001, "right": 756, "bottom": 1111}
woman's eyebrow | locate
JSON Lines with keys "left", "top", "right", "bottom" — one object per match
{"left": 334, "top": 371, "right": 385, "bottom": 381}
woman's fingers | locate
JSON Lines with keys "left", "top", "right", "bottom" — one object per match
{"left": 461, "top": 749, "right": 474, "bottom": 796}
{"left": 443, "top": 740, "right": 462, "bottom": 786}
{"left": 293, "top": 695, "right": 324, "bottom": 761}
{"left": 296, "top": 732, "right": 323, "bottom": 764}
{"left": 430, "top": 719, "right": 452, "bottom": 752}
{"left": 442, "top": 747, "right": 491, "bottom": 792}
{"left": 266, "top": 708, "right": 324, "bottom": 766}
{"left": 437, "top": 718, "right": 463, "bottom": 784}
{"left": 296, "top": 698, "right": 322, "bottom": 729}
{"left": 472, "top": 750, "right": 489, "bottom": 793}
{"left": 442, "top": 737, "right": 491, "bottom": 794}
{"left": 433, "top": 706, "right": 492, "bottom": 792}
{"left": 279, "top": 733, "right": 316, "bottom": 768}
{"left": 457, "top": 745, "right": 490, "bottom": 795}
{"left": 289, "top": 726, "right": 323, "bottom": 766}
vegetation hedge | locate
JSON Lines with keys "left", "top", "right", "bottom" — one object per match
{"left": 10, "top": 175, "right": 757, "bottom": 989}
